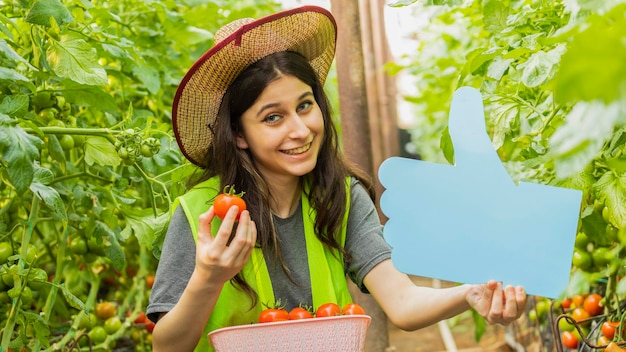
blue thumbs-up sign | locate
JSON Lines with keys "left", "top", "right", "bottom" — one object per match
{"left": 378, "top": 87, "right": 583, "bottom": 299}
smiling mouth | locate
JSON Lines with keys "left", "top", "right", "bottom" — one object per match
{"left": 281, "top": 143, "right": 312, "bottom": 155}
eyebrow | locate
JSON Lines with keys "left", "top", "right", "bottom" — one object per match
{"left": 255, "top": 91, "right": 313, "bottom": 118}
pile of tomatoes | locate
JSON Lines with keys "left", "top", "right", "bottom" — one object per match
{"left": 258, "top": 302, "right": 366, "bottom": 323}
{"left": 556, "top": 293, "right": 625, "bottom": 351}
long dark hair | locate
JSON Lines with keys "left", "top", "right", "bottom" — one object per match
{"left": 193, "top": 51, "right": 374, "bottom": 305}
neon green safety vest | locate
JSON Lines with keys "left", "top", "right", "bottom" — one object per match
{"left": 173, "top": 177, "right": 353, "bottom": 351}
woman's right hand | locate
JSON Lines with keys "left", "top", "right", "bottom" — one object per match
{"left": 195, "top": 205, "right": 257, "bottom": 285}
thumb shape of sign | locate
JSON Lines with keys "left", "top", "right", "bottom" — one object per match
{"left": 378, "top": 87, "right": 582, "bottom": 299}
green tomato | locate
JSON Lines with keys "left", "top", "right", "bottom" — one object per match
{"left": 27, "top": 268, "right": 48, "bottom": 291}
{"left": 104, "top": 316, "right": 122, "bottom": 334}
{"left": 1, "top": 264, "right": 18, "bottom": 287}
{"left": 76, "top": 311, "right": 98, "bottom": 329}
{"left": 38, "top": 108, "right": 58, "bottom": 122}
{"left": 592, "top": 247, "right": 613, "bottom": 268}
{"left": 571, "top": 249, "right": 592, "bottom": 271}
{"left": 60, "top": 134, "right": 75, "bottom": 151}
{"left": 140, "top": 144, "right": 154, "bottom": 157}
{"left": 69, "top": 237, "right": 88, "bottom": 255}
{"left": 24, "top": 244, "right": 37, "bottom": 265}
{"left": 47, "top": 119, "right": 66, "bottom": 128}
{"left": 88, "top": 326, "right": 107, "bottom": 344}
{"left": 32, "top": 92, "right": 55, "bottom": 109}
{"left": 0, "top": 242, "right": 12, "bottom": 264}
{"left": 558, "top": 316, "right": 575, "bottom": 332}
{"left": 574, "top": 232, "right": 589, "bottom": 250}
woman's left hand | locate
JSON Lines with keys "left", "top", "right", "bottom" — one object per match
{"left": 466, "top": 281, "right": 527, "bottom": 325}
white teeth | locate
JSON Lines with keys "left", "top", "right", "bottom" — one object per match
{"left": 283, "top": 143, "right": 311, "bottom": 155}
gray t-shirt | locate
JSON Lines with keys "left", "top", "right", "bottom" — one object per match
{"left": 147, "top": 179, "right": 391, "bottom": 323}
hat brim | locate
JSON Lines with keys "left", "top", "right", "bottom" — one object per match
{"left": 172, "top": 6, "right": 337, "bottom": 166}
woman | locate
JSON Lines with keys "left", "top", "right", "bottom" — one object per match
{"left": 147, "top": 6, "right": 527, "bottom": 352}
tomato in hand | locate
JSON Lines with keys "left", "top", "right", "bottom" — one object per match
{"left": 342, "top": 303, "right": 365, "bottom": 315}
{"left": 316, "top": 302, "right": 341, "bottom": 317}
{"left": 259, "top": 308, "right": 289, "bottom": 323}
{"left": 214, "top": 185, "right": 246, "bottom": 221}
{"left": 288, "top": 307, "right": 313, "bottom": 320}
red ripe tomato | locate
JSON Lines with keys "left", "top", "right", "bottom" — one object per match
{"left": 288, "top": 307, "right": 313, "bottom": 320}
{"left": 214, "top": 185, "right": 246, "bottom": 221}
{"left": 561, "top": 330, "right": 579, "bottom": 349}
{"left": 316, "top": 302, "right": 341, "bottom": 317}
{"left": 561, "top": 297, "right": 572, "bottom": 310}
{"left": 258, "top": 308, "right": 289, "bottom": 323}
{"left": 342, "top": 303, "right": 365, "bottom": 315}
{"left": 601, "top": 321, "right": 620, "bottom": 340}
{"left": 583, "top": 293, "right": 604, "bottom": 316}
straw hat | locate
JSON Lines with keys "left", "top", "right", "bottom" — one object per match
{"left": 172, "top": 6, "right": 337, "bottom": 166}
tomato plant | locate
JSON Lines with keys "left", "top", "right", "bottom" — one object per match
{"left": 316, "top": 302, "right": 341, "bottom": 318}
{"left": 342, "top": 303, "right": 366, "bottom": 315}
{"left": 213, "top": 185, "right": 247, "bottom": 221}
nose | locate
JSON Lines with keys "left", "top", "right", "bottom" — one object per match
{"left": 288, "top": 113, "right": 310, "bottom": 139}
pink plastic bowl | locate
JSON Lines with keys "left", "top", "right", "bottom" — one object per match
{"left": 208, "top": 315, "right": 372, "bottom": 352}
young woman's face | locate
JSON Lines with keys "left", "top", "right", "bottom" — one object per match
{"left": 236, "top": 75, "right": 324, "bottom": 182}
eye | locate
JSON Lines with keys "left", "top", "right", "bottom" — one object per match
{"left": 297, "top": 101, "right": 313, "bottom": 112}
{"left": 262, "top": 114, "right": 281, "bottom": 124}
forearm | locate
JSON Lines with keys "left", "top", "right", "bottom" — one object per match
{"left": 386, "top": 284, "right": 471, "bottom": 331}
{"left": 364, "top": 260, "right": 472, "bottom": 331}
{"left": 152, "top": 270, "right": 223, "bottom": 352}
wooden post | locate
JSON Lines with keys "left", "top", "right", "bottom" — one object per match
{"left": 329, "top": 1, "right": 398, "bottom": 351}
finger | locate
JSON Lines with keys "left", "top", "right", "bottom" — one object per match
{"left": 488, "top": 282, "right": 504, "bottom": 323}
{"left": 515, "top": 286, "right": 527, "bottom": 314}
{"left": 228, "top": 211, "right": 256, "bottom": 263}
{"left": 501, "top": 285, "right": 518, "bottom": 320}
{"left": 212, "top": 205, "right": 239, "bottom": 247}
{"left": 197, "top": 206, "right": 216, "bottom": 244}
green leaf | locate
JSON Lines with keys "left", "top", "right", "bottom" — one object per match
{"left": 95, "top": 221, "right": 126, "bottom": 270}
{"left": 387, "top": 0, "right": 418, "bottom": 7}
{"left": 61, "top": 82, "right": 117, "bottom": 111}
{"left": 132, "top": 63, "right": 161, "bottom": 95}
{"left": 440, "top": 126, "right": 454, "bottom": 165}
{"left": 0, "top": 94, "right": 30, "bottom": 117}
{"left": 46, "top": 32, "right": 107, "bottom": 86}
{"left": 483, "top": 0, "right": 509, "bottom": 33}
{"left": 84, "top": 136, "right": 121, "bottom": 166}
{"left": 0, "top": 67, "right": 30, "bottom": 83}
{"left": 594, "top": 171, "right": 626, "bottom": 229}
{"left": 33, "top": 165, "right": 55, "bottom": 185}
{"left": 471, "top": 309, "right": 487, "bottom": 342}
{"left": 0, "top": 122, "right": 43, "bottom": 194}
{"left": 0, "top": 38, "right": 37, "bottom": 70}
{"left": 564, "top": 269, "right": 591, "bottom": 298}
{"left": 26, "top": 0, "right": 73, "bottom": 26}
{"left": 121, "top": 209, "right": 170, "bottom": 251}
{"left": 30, "top": 182, "right": 67, "bottom": 221}
{"left": 549, "top": 101, "right": 620, "bottom": 179}
{"left": 552, "top": 7, "right": 626, "bottom": 103}
{"left": 60, "top": 283, "right": 87, "bottom": 310}
{"left": 518, "top": 44, "right": 565, "bottom": 88}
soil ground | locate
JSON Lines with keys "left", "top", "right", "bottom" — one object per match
{"left": 384, "top": 276, "right": 544, "bottom": 352}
